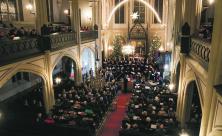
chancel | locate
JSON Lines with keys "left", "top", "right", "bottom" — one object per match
{"left": 0, "top": 0, "right": 221, "bottom": 136}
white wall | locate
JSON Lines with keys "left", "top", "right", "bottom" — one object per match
{"left": 79, "top": 0, "right": 92, "bottom": 27}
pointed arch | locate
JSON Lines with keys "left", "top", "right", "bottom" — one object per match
{"left": 106, "top": 0, "right": 162, "bottom": 26}
{"left": 0, "top": 64, "right": 47, "bottom": 88}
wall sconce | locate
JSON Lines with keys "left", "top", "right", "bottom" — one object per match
{"left": 208, "top": 0, "right": 214, "bottom": 5}
{"left": 55, "top": 77, "right": 62, "bottom": 85}
{"left": 26, "top": 3, "right": 33, "bottom": 10}
{"left": 26, "top": 3, "right": 35, "bottom": 15}
{"left": 64, "top": 9, "right": 69, "bottom": 15}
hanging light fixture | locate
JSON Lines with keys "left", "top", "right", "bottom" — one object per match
{"left": 55, "top": 77, "right": 62, "bottom": 85}
{"left": 64, "top": 9, "right": 69, "bottom": 15}
{"left": 26, "top": 3, "right": 33, "bottom": 10}
{"left": 122, "top": 44, "right": 135, "bottom": 55}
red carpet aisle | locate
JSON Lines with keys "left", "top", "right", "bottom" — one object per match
{"left": 100, "top": 93, "right": 132, "bottom": 136}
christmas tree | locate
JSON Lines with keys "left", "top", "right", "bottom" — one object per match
{"left": 149, "top": 34, "right": 161, "bottom": 59}
{"left": 111, "top": 35, "right": 124, "bottom": 59}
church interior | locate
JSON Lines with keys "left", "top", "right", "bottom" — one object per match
{"left": 0, "top": 0, "right": 221, "bottom": 136}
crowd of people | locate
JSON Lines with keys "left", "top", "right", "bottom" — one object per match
{"left": 0, "top": 22, "right": 73, "bottom": 41}
{"left": 0, "top": 83, "right": 45, "bottom": 128}
{"left": 80, "top": 24, "right": 98, "bottom": 32}
{"left": 102, "top": 57, "right": 164, "bottom": 92}
{"left": 0, "top": 23, "right": 38, "bottom": 41}
{"left": 196, "top": 24, "right": 213, "bottom": 42}
{"left": 35, "top": 74, "right": 120, "bottom": 135}
{"left": 41, "top": 24, "right": 72, "bottom": 35}
{"left": 101, "top": 57, "right": 177, "bottom": 136}
{"left": 0, "top": 54, "right": 178, "bottom": 136}
{"left": 119, "top": 81, "right": 178, "bottom": 136}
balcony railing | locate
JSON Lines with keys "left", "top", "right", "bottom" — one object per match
{"left": 190, "top": 38, "right": 211, "bottom": 68}
{"left": 41, "top": 32, "right": 76, "bottom": 50}
{"left": 0, "top": 31, "right": 99, "bottom": 66}
{"left": 0, "top": 32, "right": 76, "bottom": 66}
{"left": 80, "top": 30, "right": 98, "bottom": 42}
{"left": 0, "top": 38, "right": 41, "bottom": 65}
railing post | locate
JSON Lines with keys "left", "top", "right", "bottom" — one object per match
{"left": 181, "top": 22, "right": 191, "bottom": 54}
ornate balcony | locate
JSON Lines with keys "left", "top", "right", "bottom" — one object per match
{"left": 41, "top": 32, "right": 76, "bottom": 50}
{"left": 0, "top": 32, "right": 77, "bottom": 66}
{"left": 0, "top": 38, "right": 41, "bottom": 66}
{"left": 190, "top": 38, "right": 211, "bottom": 69}
{"left": 0, "top": 31, "right": 99, "bottom": 66}
{"left": 80, "top": 30, "right": 98, "bottom": 43}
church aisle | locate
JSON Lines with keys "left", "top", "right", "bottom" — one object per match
{"left": 100, "top": 93, "right": 132, "bottom": 136}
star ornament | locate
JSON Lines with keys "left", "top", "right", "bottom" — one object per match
{"left": 131, "top": 12, "right": 139, "bottom": 20}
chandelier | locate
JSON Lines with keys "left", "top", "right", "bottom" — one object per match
{"left": 122, "top": 45, "right": 135, "bottom": 55}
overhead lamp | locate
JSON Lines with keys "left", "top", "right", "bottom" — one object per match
{"left": 208, "top": 0, "right": 214, "bottom": 5}
{"left": 26, "top": 3, "right": 33, "bottom": 11}
{"left": 159, "top": 46, "right": 164, "bottom": 52}
{"left": 180, "top": 129, "right": 189, "bottom": 136}
{"left": 64, "top": 9, "right": 69, "bottom": 15}
{"left": 108, "top": 46, "right": 113, "bottom": 50}
{"left": 180, "top": 132, "right": 189, "bottom": 136}
{"left": 55, "top": 77, "right": 62, "bottom": 84}
{"left": 122, "top": 45, "right": 135, "bottom": 55}
{"left": 164, "top": 64, "right": 169, "bottom": 70}
{"left": 168, "top": 84, "right": 175, "bottom": 91}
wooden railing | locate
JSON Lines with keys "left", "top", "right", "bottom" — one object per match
{"left": 190, "top": 38, "right": 211, "bottom": 68}
{"left": 80, "top": 30, "right": 98, "bottom": 42}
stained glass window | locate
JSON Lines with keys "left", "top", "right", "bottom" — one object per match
{"left": 0, "top": 0, "right": 17, "bottom": 21}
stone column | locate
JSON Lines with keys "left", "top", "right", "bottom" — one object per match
{"left": 76, "top": 66, "right": 82, "bottom": 85}
{"left": 44, "top": 51, "right": 55, "bottom": 113}
{"left": 96, "top": 0, "right": 102, "bottom": 68}
{"left": 183, "top": 0, "right": 202, "bottom": 34}
{"left": 70, "top": 0, "right": 82, "bottom": 85}
{"left": 70, "top": 0, "right": 80, "bottom": 43}
{"left": 35, "top": 0, "right": 48, "bottom": 34}
{"left": 200, "top": 1, "right": 222, "bottom": 136}
{"left": 176, "top": 54, "right": 186, "bottom": 122}
{"left": 42, "top": 80, "right": 50, "bottom": 113}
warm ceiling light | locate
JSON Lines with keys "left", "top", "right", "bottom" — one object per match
{"left": 159, "top": 46, "right": 164, "bottom": 52}
{"left": 208, "top": 0, "right": 214, "bottom": 5}
{"left": 180, "top": 133, "right": 189, "bottom": 136}
{"left": 64, "top": 9, "right": 69, "bottom": 15}
{"left": 168, "top": 84, "right": 175, "bottom": 91}
{"left": 55, "top": 77, "right": 62, "bottom": 84}
{"left": 164, "top": 64, "right": 169, "bottom": 70}
{"left": 26, "top": 3, "right": 33, "bottom": 11}
{"left": 108, "top": 46, "right": 113, "bottom": 50}
{"left": 122, "top": 45, "right": 135, "bottom": 55}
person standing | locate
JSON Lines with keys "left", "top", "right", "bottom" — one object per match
{"left": 123, "top": 75, "right": 128, "bottom": 93}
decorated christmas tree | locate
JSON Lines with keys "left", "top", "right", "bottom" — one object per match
{"left": 111, "top": 35, "right": 124, "bottom": 59}
{"left": 149, "top": 34, "right": 161, "bottom": 59}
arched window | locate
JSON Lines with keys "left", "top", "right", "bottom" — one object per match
{"left": 134, "top": 1, "right": 145, "bottom": 23}
{"left": 154, "top": 0, "right": 163, "bottom": 24}
{"left": 115, "top": 0, "right": 125, "bottom": 24}
{"left": 0, "top": 0, "right": 17, "bottom": 21}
